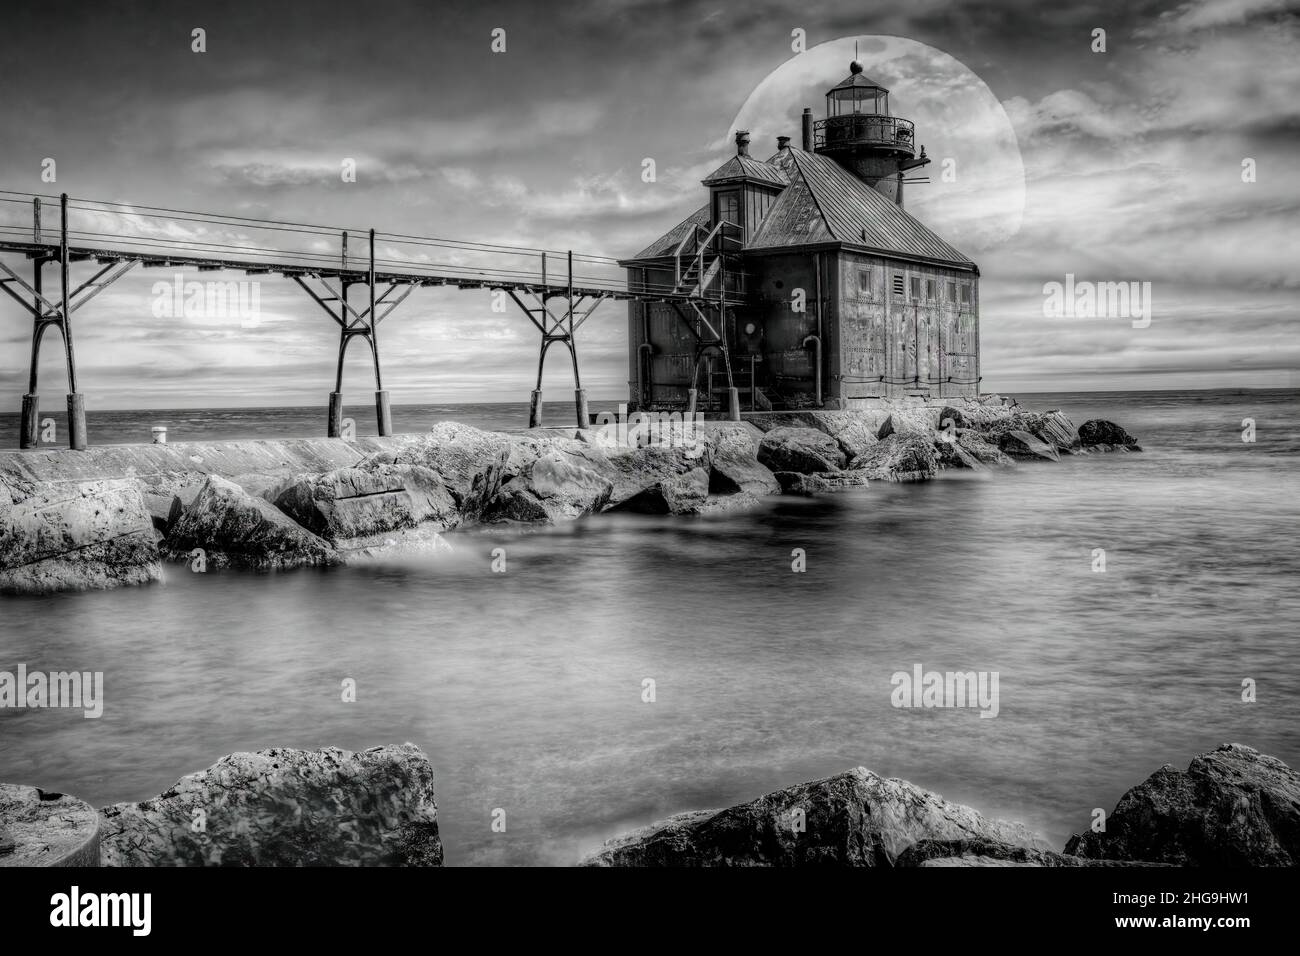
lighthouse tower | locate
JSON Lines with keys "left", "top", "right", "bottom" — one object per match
{"left": 804, "top": 61, "right": 930, "bottom": 208}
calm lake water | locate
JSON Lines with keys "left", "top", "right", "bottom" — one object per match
{"left": 2, "top": 389, "right": 1298, "bottom": 865}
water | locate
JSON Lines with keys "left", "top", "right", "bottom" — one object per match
{"left": 2, "top": 388, "right": 1298, "bottom": 865}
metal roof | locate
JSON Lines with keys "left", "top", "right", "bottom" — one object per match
{"left": 747, "top": 148, "right": 974, "bottom": 268}
{"left": 630, "top": 204, "right": 711, "bottom": 259}
{"left": 626, "top": 148, "right": 973, "bottom": 271}
{"left": 701, "top": 154, "right": 790, "bottom": 188}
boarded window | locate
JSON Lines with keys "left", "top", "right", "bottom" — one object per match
{"left": 892, "top": 274, "right": 904, "bottom": 298}
{"left": 960, "top": 284, "right": 972, "bottom": 306}
{"left": 909, "top": 276, "right": 921, "bottom": 299}
{"left": 947, "top": 281, "right": 956, "bottom": 301}
{"left": 926, "top": 279, "right": 937, "bottom": 299}
{"left": 858, "top": 269, "right": 872, "bottom": 295}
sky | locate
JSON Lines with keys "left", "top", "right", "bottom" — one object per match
{"left": 0, "top": 0, "right": 1295, "bottom": 409}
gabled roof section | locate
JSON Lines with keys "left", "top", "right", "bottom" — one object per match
{"left": 701, "top": 154, "right": 789, "bottom": 188}
{"left": 748, "top": 148, "right": 974, "bottom": 268}
{"left": 627, "top": 204, "right": 710, "bottom": 260}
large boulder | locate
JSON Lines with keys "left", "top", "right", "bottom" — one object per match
{"left": 935, "top": 436, "right": 983, "bottom": 470}
{"left": 0, "top": 476, "right": 162, "bottom": 595}
{"left": 1035, "top": 410, "right": 1079, "bottom": 450}
{"left": 796, "top": 412, "right": 880, "bottom": 460}
{"left": 271, "top": 464, "right": 458, "bottom": 544}
{"left": 957, "top": 429, "right": 1014, "bottom": 467}
{"left": 849, "top": 433, "right": 939, "bottom": 482}
{"left": 587, "top": 443, "right": 707, "bottom": 509}
{"left": 757, "top": 427, "right": 847, "bottom": 474}
{"left": 484, "top": 447, "right": 614, "bottom": 523}
{"left": 999, "top": 430, "right": 1061, "bottom": 462}
{"left": 582, "top": 767, "right": 1050, "bottom": 867}
{"left": 1064, "top": 744, "right": 1300, "bottom": 866}
{"left": 365, "top": 422, "right": 512, "bottom": 521}
{"left": 706, "top": 423, "right": 780, "bottom": 497}
{"left": 98, "top": 744, "right": 443, "bottom": 867}
{"left": 166, "top": 474, "right": 335, "bottom": 570}
{"left": 613, "top": 467, "right": 711, "bottom": 515}
{"left": 1078, "top": 419, "right": 1141, "bottom": 451}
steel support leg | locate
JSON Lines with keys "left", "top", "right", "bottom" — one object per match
{"left": 20, "top": 394, "right": 39, "bottom": 449}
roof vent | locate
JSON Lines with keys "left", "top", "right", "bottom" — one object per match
{"left": 777, "top": 135, "right": 791, "bottom": 150}
{"left": 735, "top": 130, "right": 751, "bottom": 157}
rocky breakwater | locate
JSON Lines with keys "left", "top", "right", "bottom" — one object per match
{"left": 584, "top": 744, "right": 1298, "bottom": 867}
{"left": 0, "top": 398, "right": 1140, "bottom": 595}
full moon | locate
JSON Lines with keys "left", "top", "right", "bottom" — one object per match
{"left": 728, "top": 35, "right": 1026, "bottom": 252}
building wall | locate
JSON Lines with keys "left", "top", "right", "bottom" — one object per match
{"left": 626, "top": 249, "right": 980, "bottom": 409}
{"left": 836, "top": 252, "right": 979, "bottom": 402}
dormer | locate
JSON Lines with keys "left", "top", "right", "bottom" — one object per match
{"left": 700, "top": 130, "right": 789, "bottom": 246}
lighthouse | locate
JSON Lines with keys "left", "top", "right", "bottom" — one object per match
{"left": 621, "top": 61, "right": 978, "bottom": 413}
{"left": 805, "top": 61, "right": 931, "bottom": 207}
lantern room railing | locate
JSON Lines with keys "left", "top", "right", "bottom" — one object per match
{"left": 813, "top": 115, "right": 916, "bottom": 155}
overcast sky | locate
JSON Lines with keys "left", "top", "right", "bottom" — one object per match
{"left": 0, "top": 0, "right": 1295, "bottom": 408}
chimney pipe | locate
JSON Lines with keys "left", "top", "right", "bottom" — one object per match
{"left": 735, "top": 129, "right": 750, "bottom": 157}
{"left": 801, "top": 108, "right": 813, "bottom": 151}
{"left": 777, "top": 135, "right": 790, "bottom": 151}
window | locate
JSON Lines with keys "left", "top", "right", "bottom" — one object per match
{"left": 716, "top": 191, "right": 740, "bottom": 227}
{"left": 909, "top": 276, "right": 921, "bottom": 299}
{"left": 892, "top": 274, "right": 904, "bottom": 298}
{"left": 926, "top": 279, "right": 937, "bottom": 299}
{"left": 857, "top": 269, "right": 872, "bottom": 295}
{"left": 947, "top": 281, "right": 956, "bottom": 301}
{"left": 960, "top": 284, "right": 972, "bottom": 306}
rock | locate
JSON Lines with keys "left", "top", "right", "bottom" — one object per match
{"left": 849, "top": 433, "right": 939, "bottom": 482}
{"left": 777, "top": 470, "right": 871, "bottom": 494}
{"left": 936, "top": 406, "right": 969, "bottom": 431}
{"left": 796, "top": 412, "right": 880, "bottom": 460}
{"left": 706, "top": 423, "right": 780, "bottom": 497}
{"left": 0, "top": 476, "right": 162, "bottom": 595}
{"left": 613, "top": 467, "right": 710, "bottom": 515}
{"left": 935, "top": 436, "right": 983, "bottom": 470}
{"left": 896, "top": 837, "right": 1155, "bottom": 867}
{"left": 98, "top": 744, "right": 442, "bottom": 867}
{"left": 757, "top": 427, "right": 846, "bottom": 474}
{"left": 366, "top": 422, "right": 512, "bottom": 521}
{"left": 776, "top": 472, "right": 832, "bottom": 495}
{"left": 1078, "top": 419, "right": 1141, "bottom": 451}
{"left": 0, "top": 784, "right": 102, "bottom": 866}
{"left": 581, "top": 767, "right": 1051, "bottom": 867}
{"left": 999, "top": 430, "right": 1061, "bottom": 461}
{"left": 1035, "top": 410, "right": 1079, "bottom": 450}
{"left": 874, "top": 407, "right": 936, "bottom": 440}
{"left": 594, "top": 443, "right": 710, "bottom": 508}
{"left": 485, "top": 448, "right": 614, "bottom": 523}
{"left": 141, "top": 490, "right": 183, "bottom": 534}
{"left": 165, "top": 475, "right": 336, "bottom": 570}
{"left": 1064, "top": 744, "right": 1300, "bottom": 866}
{"left": 271, "top": 464, "right": 458, "bottom": 544}
{"left": 957, "top": 430, "right": 1014, "bottom": 467}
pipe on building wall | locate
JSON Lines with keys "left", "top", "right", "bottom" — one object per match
{"left": 802, "top": 334, "right": 822, "bottom": 408}
{"left": 813, "top": 251, "right": 824, "bottom": 406}
{"left": 637, "top": 342, "right": 654, "bottom": 406}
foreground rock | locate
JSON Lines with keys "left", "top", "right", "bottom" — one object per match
{"left": 366, "top": 422, "right": 512, "bottom": 521}
{"left": 1078, "top": 419, "right": 1142, "bottom": 451}
{"left": 1065, "top": 744, "right": 1300, "bottom": 866}
{"left": 0, "top": 476, "right": 161, "bottom": 595}
{"left": 850, "top": 433, "right": 940, "bottom": 481}
{"left": 707, "top": 423, "right": 782, "bottom": 497}
{"left": 485, "top": 446, "right": 614, "bottom": 523}
{"left": 271, "top": 463, "right": 457, "bottom": 544}
{"left": 999, "top": 429, "right": 1061, "bottom": 462}
{"left": 582, "top": 767, "right": 1050, "bottom": 867}
{"left": 166, "top": 475, "right": 336, "bottom": 570}
{"left": 757, "top": 427, "right": 846, "bottom": 474}
{"left": 0, "top": 784, "right": 102, "bottom": 866}
{"left": 99, "top": 744, "right": 442, "bottom": 866}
